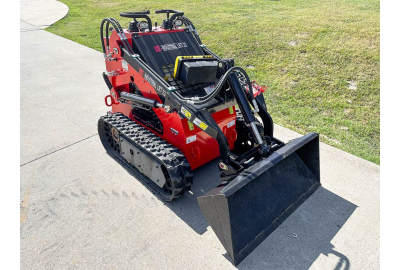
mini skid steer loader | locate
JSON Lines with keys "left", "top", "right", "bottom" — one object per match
{"left": 98, "top": 10, "right": 320, "bottom": 265}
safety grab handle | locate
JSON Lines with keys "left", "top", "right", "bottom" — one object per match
{"left": 119, "top": 12, "right": 152, "bottom": 31}
{"left": 120, "top": 10, "right": 150, "bottom": 16}
{"left": 154, "top": 9, "right": 183, "bottom": 15}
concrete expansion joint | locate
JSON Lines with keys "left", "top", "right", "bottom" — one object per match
{"left": 20, "top": 134, "right": 98, "bottom": 167}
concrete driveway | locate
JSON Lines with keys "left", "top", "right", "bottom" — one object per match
{"left": 20, "top": 2, "right": 380, "bottom": 269}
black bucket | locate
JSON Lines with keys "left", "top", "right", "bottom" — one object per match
{"left": 198, "top": 133, "right": 320, "bottom": 265}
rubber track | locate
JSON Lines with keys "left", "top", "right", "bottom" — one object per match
{"left": 98, "top": 112, "right": 193, "bottom": 201}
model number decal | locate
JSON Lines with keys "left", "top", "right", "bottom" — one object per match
{"left": 227, "top": 119, "right": 235, "bottom": 128}
{"left": 193, "top": 118, "right": 208, "bottom": 131}
{"left": 181, "top": 107, "right": 192, "bottom": 119}
{"left": 143, "top": 72, "right": 167, "bottom": 96}
{"left": 157, "top": 85, "right": 166, "bottom": 96}
{"left": 144, "top": 73, "right": 157, "bottom": 90}
{"left": 186, "top": 135, "right": 196, "bottom": 144}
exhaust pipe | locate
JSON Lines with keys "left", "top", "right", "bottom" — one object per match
{"left": 198, "top": 133, "right": 320, "bottom": 265}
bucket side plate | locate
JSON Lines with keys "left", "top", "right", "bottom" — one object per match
{"left": 198, "top": 133, "right": 320, "bottom": 265}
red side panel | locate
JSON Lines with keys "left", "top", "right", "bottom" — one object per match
{"left": 179, "top": 109, "right": 237, "bottom": 169}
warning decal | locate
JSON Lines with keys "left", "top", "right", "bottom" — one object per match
{"left": 181, "top": 107, "right": 192, "bottom": 119}
{"left": 193, "top": 118, "right": 208, "bottom": 131}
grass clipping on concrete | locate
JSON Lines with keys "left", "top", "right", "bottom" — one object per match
{"left": 47, "top": 0, "right": 380, "bottom": 164}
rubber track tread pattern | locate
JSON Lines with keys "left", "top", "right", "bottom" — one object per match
{"left": 98, "top": 112, "right": 193, "bottom": 201}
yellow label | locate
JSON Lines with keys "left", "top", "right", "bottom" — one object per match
{"left": 199, "top": 122, "right": 208, "bottom": 130}
{"left": 193, "top": 118, "right": 208, "bottom": 131}
{"left": 188, "top": 121, "right": 194, "bottom": 131}
{"left": 181, "top": 107, "right": 192, "bottom": 119}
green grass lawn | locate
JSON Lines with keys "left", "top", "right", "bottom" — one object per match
{"left": 47, "top": 0, "right": 380, "bottom": 164}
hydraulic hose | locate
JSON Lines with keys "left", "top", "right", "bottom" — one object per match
{"left": 110, "top": 17, "right": 134, "bottom": 55}
{"left": 101, "top": 18, "right": 122, "bottom": 54}
{"left": 100, "top": 18, "right": 134, "bottom": 56}
{"left": 100, "top": 18, "right": 112, "bottom": 54}
{"left": 175, "top": 67, "right": 254, "bottom": 106}
{"left": 102, "top": 72, "right": 113, "bottom": 90}
{"left": 173, "top": 17, "right": 257, "bottom": 109}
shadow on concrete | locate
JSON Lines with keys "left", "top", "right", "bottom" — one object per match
{"left": 110, "top": 154, "right": 357, "bottom": 269}
{"left": 234, "top": 188, "right": 356, "bottom": 269}
{"left": 107, "top": 152, "right": 220, "bottom": 234}
{"left": 163, "top": 159, "right": 221, "bottom": 234}
{"left": 166, "top": 159, "right": 357, "bottom": 269}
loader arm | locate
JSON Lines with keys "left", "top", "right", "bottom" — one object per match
{"left": 120, "top": 46, "right": 277, "bottom": 182}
